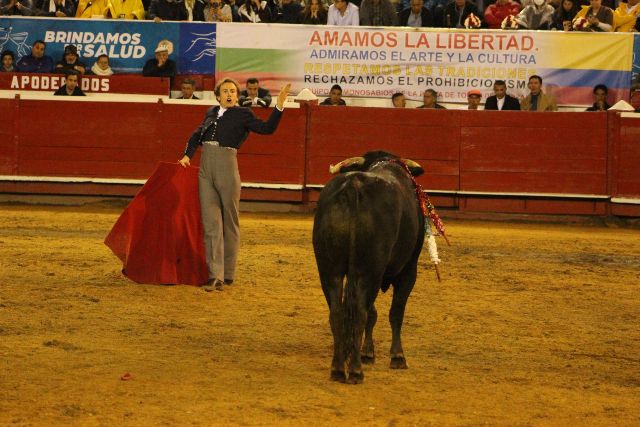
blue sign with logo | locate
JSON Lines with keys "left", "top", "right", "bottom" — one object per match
{"left": 0, "top": 17, "right": 215, "bottom": 75}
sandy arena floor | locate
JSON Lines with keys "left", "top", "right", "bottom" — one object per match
{"left": 0, "top": 203, "right": 639, "bottom": 426}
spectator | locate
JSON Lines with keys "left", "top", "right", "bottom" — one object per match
{"left": 0, "top": 0, "right": 35, "bottom": 14}
{"left": 484, "top": 0, "right": 521, "bottom": 29}
{"left": 226, "top": 0, "right": 240, "bottom": 20}
{"left": 515, "top": 0, "right": 554, "bottom": 30}
{"left": 392, "top": 92, "right": 406, "bottom": 107}
{"left": 439, "top": 0, "right": 483, "bottom": 28}
{"left": 75, "top": 0, "right": 108, "bottom": 17}
{"left": 359, "top": 0, "right": 398, "bottom": 25}
{"left": 327, "top": 0, "right": 359, "bottom": 25}
{"left": 38, "top": 0, "right": 75, "bottom": 16}
{"left": 551, "top": 0, "right": 579, "bottom": 30}
{"left": 1, "top": 50, "right": 15, "bottom": 72}
{"left": 55, "top": 44, "right": 87, "bottom": 75}
{"left": 53, "top": 72, "right": 86, "bottom": 96}
{"left": 178, "top": 78, "right": 199, "bottom": 99}
{"left": 320, "top": 84, "right": 347, "bottom": 105}
{"left": 417, "top": 89, "right": 446, "bottom": 109}
{"left": 466, "top": 89, "right": 482, "bottom": 110}
{"left": 238, "top": 0, "right": 272, "bottom": 21}
{"left": 300, "top": 0, "right": 327, "bottom": 24}
{"left": 585, "top": 84, "right": 611, "bottom": 111}
{"left": 399, "top": 0, "right": 434, "bottom": 27}
{"left": 574, "top": 0, "right": 613, "bottom": 31}
{"left": 149, "top": 0, "right": 188, "bottom": 21}
{"left": 90, "top": 54, "right": 114, "bottom": 76}
{"left": 484, "top": 80, "right": 521, "bottom": 110}
{"left": 183, "top": 0, "right": 206, "bottom": 20}
{"left": 275, "top": 0, "right": 302, "bottom": 22}
{"left": 520, "top": 75, "right": 558, "bottom": 111}
{"left": 15, "top": 40, "right": 54, "bottom": 73}
{"left": 239, "top": 78, "right": 272, "bottom": 107}
{"left": 106, "top": 0, "right": 145, "bottom": 18}
{"left": 613, "top": 0, "right": 640, "bottom": 32}
{"left": 203, "top": 0, "right": 232, "bottom": 20}
{"left": 142, "top": 41, "right": 177, "bottom": 79}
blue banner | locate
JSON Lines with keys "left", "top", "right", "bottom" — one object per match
{"left": 0, "top": 17, "right": 215, "bottom": 74}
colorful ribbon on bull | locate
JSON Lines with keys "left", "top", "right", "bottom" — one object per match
{"left": 393, "top": 160, "right": 450, "bottom": 282}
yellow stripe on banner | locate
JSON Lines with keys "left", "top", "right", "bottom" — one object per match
{"left": 541, "top": 32, "right": 634, "bottom": 71}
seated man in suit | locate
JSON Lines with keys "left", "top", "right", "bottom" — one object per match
{"left": 484, "top": 80, "right": 521, "bottom": 110}
{"left": 399, "top": 0, "right": 434, "bottom": 27}
{"left": 239, "top": 77, "right": 272, "bottom": 107}
{"left": 178, "top": 78, "right": 199, "bottom": 99}
{"left": 520, "top": 75, "right": 557, "bottom": 111}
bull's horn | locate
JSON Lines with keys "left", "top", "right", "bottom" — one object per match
{"left": 401, "top": 158, "right": 422, "bottom": 169}
{"left": 329, "top": 156, "right": 365, "bottom": 174}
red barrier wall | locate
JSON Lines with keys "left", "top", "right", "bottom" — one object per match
{"left": 1, "top": 98, "right": 639, "bottom": 216}
{"left": 0, "top": 73, "right": 170, "bottom": 95}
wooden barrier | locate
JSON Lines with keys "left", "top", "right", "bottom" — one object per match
{"left": 0, "top": 73, "right": 170, "bottom": 95}
{"left": 1, "top": 96, "right": 639, "bottom": 216}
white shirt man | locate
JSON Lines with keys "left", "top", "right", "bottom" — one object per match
{"left": 327, "top": 0, "right": 359, "bottom": 25}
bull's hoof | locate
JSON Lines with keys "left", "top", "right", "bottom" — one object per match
{"left": 361, "top": 353, "right": 375, "bottom": 364}
{"left": 330, "top": 370, "right": 347, "bottom": 382}
{"left": 346, "top": 371, "right": 364, "bottom": 384}
{"left": 390, "top": 356, "right": 408, "bottom": 369}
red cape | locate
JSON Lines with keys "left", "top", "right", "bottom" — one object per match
{"left": 104, "top": 162, "right": 208, "bottom": 286}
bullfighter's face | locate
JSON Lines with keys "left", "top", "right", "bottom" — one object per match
{"left": 217, "top": 82, "right": 239, "bottom": 108}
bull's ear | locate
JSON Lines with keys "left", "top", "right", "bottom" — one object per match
{"left": 329, "top": 156, "right": 365, "bottom": 174}
{"left": 401, "top": 159, "right": 424, "bottom": 177}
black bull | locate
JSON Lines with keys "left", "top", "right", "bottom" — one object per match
{"left": 312, "top": 151, "right": 426, "bottom": 384}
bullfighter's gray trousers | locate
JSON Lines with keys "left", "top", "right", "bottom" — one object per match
{"left": 198, "top": 143, "right": 240, "bottom": 282}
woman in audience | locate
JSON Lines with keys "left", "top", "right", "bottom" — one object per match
{"left": 574, "top": 0, "right": 614, "bottom": 31}
{"left": 203, "top": 0, "right": 233, "bottom": 21}
{"left": 90, "top": 54, "right": 114, "bottom": 76}
{"left": 0, "top": 0, "right": 35, "bottom": 15}
{"left": 55, "top": 44, "right": 87, "bottom": 75}
{"left": 1, "top": 50, "right": 15, "bottom": 72}
{"left": 183, "top": 0, "right": 206, "bottom": 20}
{"left": 238, "top": 0, "right": 272, "bottom": 21}
{"left": 38, "top": 0, "right": 75, "bottom": 16}
{"left": 552, "top": 0, "right": 579, "bottom": 30}
{"left": 300, "top": 0, "right": 327, "bottom": 24}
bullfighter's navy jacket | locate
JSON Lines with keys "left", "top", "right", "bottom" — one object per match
{"left": 183, "top": 105, "right": 282, "bottom": 158}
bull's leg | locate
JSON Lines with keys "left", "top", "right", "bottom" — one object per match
{"left": 321, "top": 273, "right": 347, "bottom": 382}
{"left": 388, "top": 269, "right": 417, "bottom": 370}
{"left": 344, "top": 280, "right": 369, "bottom": 384}
{"left": 361, "top": 303, "right": 377, "bottom": 364}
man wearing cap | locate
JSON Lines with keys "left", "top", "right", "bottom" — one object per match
{"left": 484, "top": 80, "right": 521, "bottom": 110}
{"left": 466, "top": 89, "right": 482, "bottom": 110}
{"left": 15, "top": 40, "right": 54, "bottom": 73}
{"left": 239, "top": 78, "right": 272, "bottom": 108}
{"left": 54, "top": 45, "right": 86, "bottom": 75}
{"left": 142, "top": 41, "right": 176, "bottom": 79}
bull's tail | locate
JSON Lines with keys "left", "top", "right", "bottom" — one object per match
{"left": 341, "top": 178, "right": 364, "bottom": 369}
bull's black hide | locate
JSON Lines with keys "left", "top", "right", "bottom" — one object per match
{"left": 312, "top": 151, "right": 425, "bottom": 384}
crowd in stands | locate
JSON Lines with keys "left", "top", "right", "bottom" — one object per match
{"left": 0, "top": 0, "right": 638, "bottom": 31}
